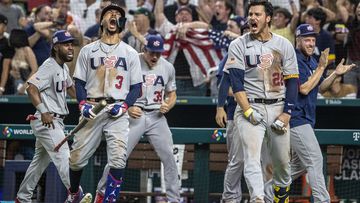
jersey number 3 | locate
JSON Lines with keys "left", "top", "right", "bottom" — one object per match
{"left": 115, "top": 75, "right": 124, "bottom": 89}
{"left": 153, "top": 90, "right": 163, "bottom": 103}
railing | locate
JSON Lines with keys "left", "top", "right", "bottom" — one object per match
{"left": 1, "top": 95, "right": 360, "bottom": 106}
{"left": 1, "top": 124, "right": 359, "bottom": 202}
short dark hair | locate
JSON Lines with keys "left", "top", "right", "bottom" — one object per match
{"left": 247, "top": 0, "right": 273, "bottom": 26}
{"left": 306, "top": 7, "right": 326, "bottom": 27}
{"left": 34, "top": 4, "right": 48, "bottom": 16}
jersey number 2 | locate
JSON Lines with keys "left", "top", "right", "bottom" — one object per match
{"left": 272, "top": 73, "right": 284, "bottom": 86}
{"left": 115, "top": 75, "right": 124, "bottom": 89}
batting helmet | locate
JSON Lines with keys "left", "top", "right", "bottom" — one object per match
{"left": 100, "top": 3, "right": 127, "bottom": 32}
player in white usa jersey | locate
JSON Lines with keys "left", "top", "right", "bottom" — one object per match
{"left": 93, "top": 35, "right": 180, "bottom": 203}
{"left": 15, "top": 30, "right": 86, "bottom": 203}
{"left": 225, "top": 1, "right": 299, "bottom": 203}
{"left": 66, "top": 4, "right": 142, "bottom": 203}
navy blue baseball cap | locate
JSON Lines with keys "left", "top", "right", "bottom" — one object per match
{"left": 296, "top": 24, "right": 317, "bottom": 37}
{"left": 52, "top": 30, "right": 74, "bottom": 45}
{"left": 145, "top": 35, "right": 164, "bottom": 52}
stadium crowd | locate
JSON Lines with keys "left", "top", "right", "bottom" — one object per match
{"left": 0, "top": 0, "right": 359, "bottom": 98}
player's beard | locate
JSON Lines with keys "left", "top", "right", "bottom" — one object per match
{"left": 59, "top": 50, "right": 74, "bottom": 63}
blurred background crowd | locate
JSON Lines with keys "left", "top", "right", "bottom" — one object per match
{"left": 0, "top": 0, "right": 359, "bottom": 98}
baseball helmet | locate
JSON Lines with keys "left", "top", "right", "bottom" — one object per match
{"left": 100, "top": 3, "right": 127, "bottom": 32}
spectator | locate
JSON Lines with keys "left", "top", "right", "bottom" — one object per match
{"left": 9, "top": 29, "right": 38, "bottom": 95}
{"left": 235, "top": 0, "right": 245, "bottom": 17}
{"left": 84, "top": 8, "right": 101, "bottom": 44}
{"left": 319, "top": 70, "right": 357, "bottom": 99}
{"left": 136, "top": 0, "right": 154, "bottom": 11}
{"left": 53, "top": 0, "right": 82, "bottom": 32}
{"left": 305, "top": 7, "right": 336, "bottom": 66}
{"left": 300, "top": 0, "right": 336, "bottom": 23}
{"left": 271, "top": 2, "right": 299, "bottom": 45}
{"left": 124, "top": 7, "right": 157, "bottom": 52}
{"left": 83, "top": 0, "right": 113, "bottom": 44}
{"left": 337, "top": 0, "right": 360, "bottom": 98}
{"left": 0, "top": 14, "right": 15, "bottom": 95}
{"left": 25, "top": 4, "right": 53, "bottom": 66}
{"left": 70, "top": 0, "right": 100, "bottom": 34}
{"left": 0, "top": 0, "right": 27, "bottom": 33}
{"left": 272, "top": 0, "right": 300, "bottom": 15}
{"left": 155, "top": 0, "right": 225, "bottom": 96}
{"left": 164, "top": 0, "right": 199, "bottom": 25}
{"left": 198, "top": 0, "right": 233, "bottom": 31}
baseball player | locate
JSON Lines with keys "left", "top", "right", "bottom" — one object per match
{"left": 264, "top": 24, "right": 356, "bottom": 203}
{"left": 93, "top": 34, "right": 180, "bottom": 203}
{"left": 215, "top": 16, "right": 248, "bottom": 203}
{"left": 66, "top": 3, "right": 142, "bottom": 203}
{"left": 216, "top": 54, "right": 244, "bottom": 203}
{"left": 225, "top": 1, "right": 299, "bottom": 202}
{"left": 217, "top": 55, "right": 274, "bottom": 203}
{"left": 15, "top": 30, "right": 92, "bottom": 203}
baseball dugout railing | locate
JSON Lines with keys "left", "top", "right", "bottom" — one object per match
{"left": 0, "top": 124, "right": 359, "bottom": 202}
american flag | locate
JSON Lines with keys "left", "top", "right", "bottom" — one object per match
{"left": 162, "top": 28, "right": 225, "bottom": 86}
{"left": 208, "top": 29, "right": 232, "bottom": 50}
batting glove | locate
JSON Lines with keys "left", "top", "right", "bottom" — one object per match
{"left": 243, "top": 108, "right": 263, "bottom": 125}
{"left": 107, "top": 103, "right": 128, "bottom": 118}
{"left": 271, "top": 119, "right": 287, "bottom": 135}
{"left": 79, "top": 101, "right": 96, "bottom": 120}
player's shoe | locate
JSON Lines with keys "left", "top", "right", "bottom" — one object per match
{"left": 94, "top": 192, "right": 104, "bottom": 203}
{"left": 65, "top": 186, "right": 85, "bottom": 203}
{"left": 79, "top": 193, "right": 93, "bottom": 203}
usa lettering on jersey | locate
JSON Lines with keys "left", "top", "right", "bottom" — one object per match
{"left": 90, "top": 56, "right": 128, "bottom": 70}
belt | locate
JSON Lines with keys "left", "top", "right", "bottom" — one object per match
{"left": 87, "top": 98, "right": 124, "bottom": 104}
{"left": 52, "top": 113, "right": 66, "bottom": 119}
{"left": 135, "top": 106, "right": 157, "bottom": 112}
{"left": 248, "top": 98, "right": 285, "bottom": 105}
{"left": 143, "top": 108, "right": 157, "bottom": 112}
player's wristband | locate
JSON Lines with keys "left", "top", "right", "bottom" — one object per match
{"left": 244, "top": 108, "right": 253, "bottom": 118}
{"left": 122, "top": 102, "right": 129, "bottom": 111}
{"left": 78, "top": 100, "right": 86, "bottom": 110}
{"left": 36, "top": 103, "right": 48, "bottom": 114}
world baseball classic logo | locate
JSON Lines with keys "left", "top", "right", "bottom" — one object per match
{"left": 211, "top": 129, "right": 223, "bottom": 141}
{"left": 2, "top": 126, "right": 13, "bottom": 138}
{"left": 353, "top": 132, "right": 360, "bottom": 141}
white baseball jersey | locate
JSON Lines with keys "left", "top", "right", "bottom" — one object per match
{"left": 28, "top": 57, "right": 73, "bottom": 115}
{"left": 135, "top": 54, "right": 176, "bottom": 109}
{"left": 73, "top": 40, "right": 143, "bottom": 100}
{"left": 224, "top": 33, "right": 299, "bottom": 99}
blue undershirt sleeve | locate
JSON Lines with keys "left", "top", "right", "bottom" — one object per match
{"left": 228, "top": 68, "right": 245, "bottom": 93}
{"left": 124, "top": 82, "right": 142, "bottom": 106}
{"left": 283, "top": 78, "right": 298, "bottom": 115}
{"left": 74, "top": 78, "right": 87, "bottom": 103}
{"left": 217, "top": 72, "right": 231, "bottom": 107}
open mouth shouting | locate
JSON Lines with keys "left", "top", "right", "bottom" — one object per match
{"left": 108, "top": 17, "right": 118, "bottom": 30}
{"left": 149, "top": 58, "right": 159, "bottom": 67}
{"left": 250, "top": 21, "right": 258, "bottom": 33}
